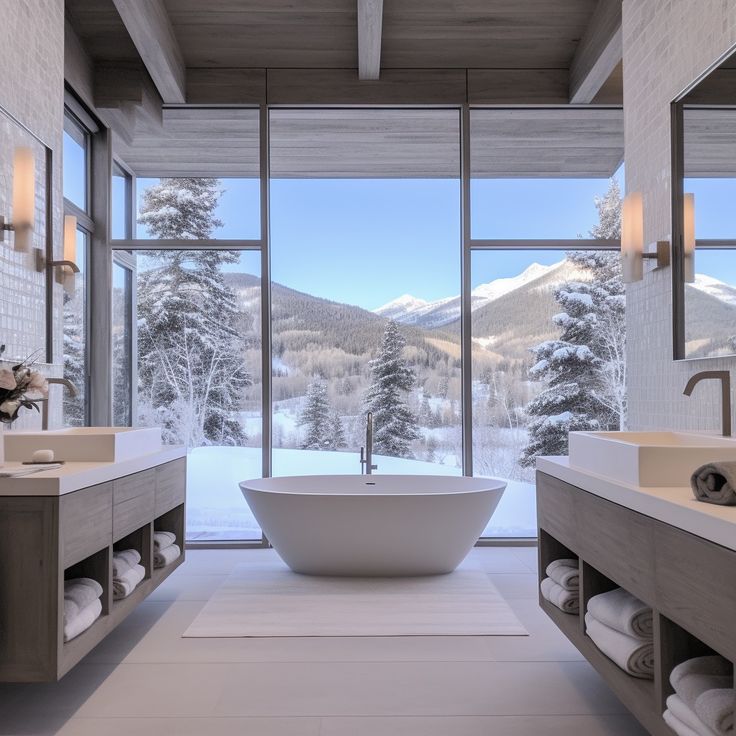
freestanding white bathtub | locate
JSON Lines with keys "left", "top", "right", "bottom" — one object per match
{"left": 239, "top": 474, "right": 506, "bottom": 576}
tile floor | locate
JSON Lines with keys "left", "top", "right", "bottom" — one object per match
{"left": 0, "top": 547, "right": 648, "bottom": 735}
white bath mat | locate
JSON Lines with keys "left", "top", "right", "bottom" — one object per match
{"left": 183, "top": 550, "right": 527, "bottom": 638}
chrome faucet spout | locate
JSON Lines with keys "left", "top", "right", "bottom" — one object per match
{"left": 360, "top": 411, "right": 378, "bottom": 475}
{"left": 683, "top": 370, "right": 732, "bottom": 437}
{"left": 40, "top": 378, "right": 79, "bottom": 430}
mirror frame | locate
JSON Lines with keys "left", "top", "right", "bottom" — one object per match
{"left": 671, "top": 44, "right": 736, "bottom": 361}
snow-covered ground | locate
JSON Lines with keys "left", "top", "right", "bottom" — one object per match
{"left": 186, "top": 446, "right": 537, "bottom": 541}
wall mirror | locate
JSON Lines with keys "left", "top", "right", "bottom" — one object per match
{"left": 673, "top": 47, "right": 736, "bottom": 359}
{"left": 0, "top": 105, "right": 50, "bottom": 362}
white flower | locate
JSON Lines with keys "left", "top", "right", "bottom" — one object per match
{"left": 26, "top": 370, "right": 48, "bottom": 397}
{"left": 0, "top": 369, "right": 15, "bottom": 390}
{"left": 0, "top": 399, "right": 20, "bottom": 416}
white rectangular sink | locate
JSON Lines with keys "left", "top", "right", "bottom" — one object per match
{"left": 568, "top": 431, "right": 736, "bottom": 487}
{"left": 4, "top": 427, "right": 162, "bottom": 463}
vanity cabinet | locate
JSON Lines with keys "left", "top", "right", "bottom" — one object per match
{"left": 537, "top": 471, "right": 736, "bottom": 736}
{"left": 0, "top": 458, "right": 186, "bottom": 682}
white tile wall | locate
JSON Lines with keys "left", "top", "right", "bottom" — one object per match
{"left": 623, "top": 0, "right": 736, "bottom": 431}
{"left": 0, "top": 0, "right": 65, "bottom": 429}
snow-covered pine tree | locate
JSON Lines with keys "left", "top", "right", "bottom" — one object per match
{"left": 298, "top": 377, "right": 331, "bottom": 450}
{"left": 520, "top": 177, "right": 625, "bottom": 466}
{"left": 364, "top": 320, "right": 421, "bottom": 458}
{"left": 328, "top": 410, "right": 347, "bottom": 450}
{"left": 62, "top": 292, "right": 86, "bottom": 426}
{"left": 136, "top": 178, "right": 250, "bottom": 447}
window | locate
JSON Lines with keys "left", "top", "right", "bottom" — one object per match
{"left": 63, "top": 114, "right": 89, "bottom": 213}
{"left": 112, "top": 259, "right": 134, "bottom": 426}
{"left": 269, "top": 109, "right": 462, "bottom": 478}
{"left": 112, "top": 163, "right": 132, "bottom": 240}
{"left": 134, "top": 249, "right": 263, "bottom": 541}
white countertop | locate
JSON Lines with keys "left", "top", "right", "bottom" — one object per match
{"left": 537, "top": 456, "right": 736, "bottom": 553}
{"left": 0, "top": 445, "right": 186, "bottom": 496}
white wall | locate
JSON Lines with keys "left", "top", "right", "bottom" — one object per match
{"left": 623, "top": 0, "right": 736, "bottom": 431}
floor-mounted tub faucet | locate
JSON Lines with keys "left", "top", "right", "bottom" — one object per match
{"left": 360, "top": 411, "right": 378, "bottom": 475}
{"left": 40, "top": 377, "right": 79, "bottom": 430}
{"left": 683, "top": 370, "right": 732, "bottom": 437}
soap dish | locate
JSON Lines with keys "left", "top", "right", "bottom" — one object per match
{"left": 21, "top": 460, "right": 66, "bottom": 465}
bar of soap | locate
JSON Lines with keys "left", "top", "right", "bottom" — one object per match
{"left": 32, "top": 449, "right": 54, "bottom": 463}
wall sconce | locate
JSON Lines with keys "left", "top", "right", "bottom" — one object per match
{"left": 621, "top": 191, "right": 670, "bottom": 284}
{"left": 35, "top": 215, "right": 80, "bottom": 290}
{"left": 1, "top": 146, "right": 35, "bottom": 252}
{"left": 683, "top": 192, "right": 695, "bottom": 283}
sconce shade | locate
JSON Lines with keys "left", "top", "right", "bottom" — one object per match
{"left": 621, "top": 191, "right": 644, "bottom": 283}
{"left": 63, "top": 215, "right": 77, "bottom": 264}
{"left": 11, "top": 146, "right": 35, "bottom": 252}
{"left": 683, "top": 193, "right": 695, "bottom": 283}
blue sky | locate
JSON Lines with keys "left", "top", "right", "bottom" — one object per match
{"left": 128, "top": 169, "right": 736, "bottom": 311}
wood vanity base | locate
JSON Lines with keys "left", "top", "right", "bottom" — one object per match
{"left": 537, "top": 470, "right": 736, "bottom": 736}
{"left": 0, "top": 458, "right": 186, "bottom": 682}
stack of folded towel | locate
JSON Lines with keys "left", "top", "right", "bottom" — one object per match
{"left": 112, "top": 548, "right": 145, "bottom": 600}
{"left": 664, "top": 655, "right": 734, "bottom": 736}
{"left": 154, "top": 531, "right": 181, "bottom": 569}
{"left": 584, "top": 587, "right": 654, "bottom": 679}
{"left": 540, "top": 558, "right": 579, "bottom": 614}
{"left": 63, "top": 577, "right": 103, "bottom": 642}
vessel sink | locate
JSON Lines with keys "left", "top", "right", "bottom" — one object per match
{"left": 568, "top": 431, "right": 736, "bottom": 487}
{"left": 3, "top": 426, "right": 162, "bottom": 463}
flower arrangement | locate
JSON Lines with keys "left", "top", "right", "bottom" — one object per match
{"left": 0, "top": 344, "right": 48, "bottom": 424}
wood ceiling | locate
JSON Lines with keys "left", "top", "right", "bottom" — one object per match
{"left": 65, "top": 0, "right": 630, "bottom": 178}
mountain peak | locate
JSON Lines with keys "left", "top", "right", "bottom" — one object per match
{"left": 374, "top": 294, "right": 429, "bottom": 317}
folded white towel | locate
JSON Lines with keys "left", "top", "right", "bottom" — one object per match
{"left": 672, "top": 657, "right": 733, "bottom": 691}
{"left": 545, "top": 558, "right": 579, "bottom": 591}
{"left": 665, "top": 708, "right": 712, "bottom": 736}
{"left": 63, "top": 578, "right": 103, "bottom": 623}
{"left": 695, "top": 689, "right": 734, "bottom": 736}
{"left": 154, "top": 543, "right": 181, "bottom": 569}
{"left": 667, "top": 694, "right": 721, "bottom": 736}
{"left": 541, "top": 577, "right": 579, "bottom": 614}
{"left": 113, "top": 563, "right": 146, "bottom": 600}
{"left": 112, "top": 548, "right": 141, "bottom": 578}
{"left": 585, "top": 612, "right": 654, "bottom": 679}
{"left": 63, "top": 598, "right": 102, "bottom": 642}
{"left": 587, "top": 587, "right": 653, "bottom": 639}
{"left": 153, "top": 531, "right": 177, "bottom": 551}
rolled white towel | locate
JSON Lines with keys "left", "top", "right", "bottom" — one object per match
{"left": 541, "top": 577, "right": 579, "bottom": 614}
{"left": 153, "top": 531, "right": 177, "bottom": 551}
{"left": 154, "top": 543, "right": 181, "bottom": 569}
{"left": 695, "top": 689, "right": 734, "bottom": 736}
{"left": 585, "top": 612, "right": 654, "bottom": 679}
{"left": 545, "top": 558, "right": 579, "bottom": 591}
{"left": 113, "top": 564, "right": 146, "bottom": 600}
{"left": 667, "top": 694, "right": 721, "bottom": 736}
{"left": 587, "top": 587, "right": 653, "bottom": 639}
{"left": 112, "top": 548, "right": 141, "bottom": 578}
{"left": 63, "top": 598, "right": 102, "bottom": 642}
{"left": 63, "top": 578, "right": 103, "bottom": 623}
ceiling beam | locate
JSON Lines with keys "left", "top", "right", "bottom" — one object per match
{"left": 569, "top": 0, "right": 622, "bottom": 104}
{"left": 357, "top": 0, "right": 383, "bottom": 80}
{"left": 111, "top": 0, "right": 186, "bottom": 104}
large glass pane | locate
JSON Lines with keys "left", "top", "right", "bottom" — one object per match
{"left": 470, "top": 108, "right": 624, "bottom": 239}
{"left": 63, "top": 114, "right": 87, "bottom": 212}
{"left": 112, "top": 261, "right": 133, "bottom": 426}
{"left": 472, "top": 244, "right": 626, "bottom": 537}
{"left": 270, "top": 109, "right": 461, "bottom": 477}
{"left": 112, "top": 163, "right": 130, "bottom": 239}
{"left": 63, "top": 230, "right": 87, "bottom": 425}
{"left": 134, "top": 249, "right": 262, "bottom": 541}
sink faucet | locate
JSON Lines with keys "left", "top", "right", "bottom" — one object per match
{"left": 683, "top": 370, "right": 732, "bottom": 437}
{"left": 360, "top": 411, "right": 378, "bottom": 475}
{"left": 40, "top": 378, "right": 79, "bottom": 430}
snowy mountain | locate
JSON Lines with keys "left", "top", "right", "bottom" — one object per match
{"left": 689, "top": 273, "right": 736, "bottom": 307}
{"left": 372, "top": 261, "right": 565, "bottom": 329}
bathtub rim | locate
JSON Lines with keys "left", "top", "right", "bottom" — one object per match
{"left": 239, "top": 473, "right": 507, "bottom": 497}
